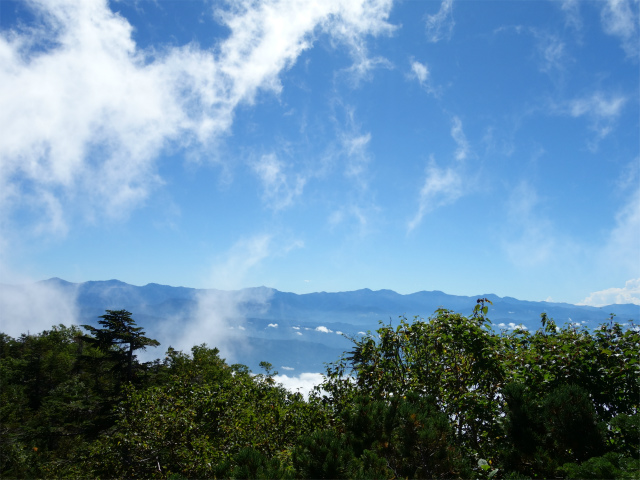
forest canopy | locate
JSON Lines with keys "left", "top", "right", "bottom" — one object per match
{"left": 1, "top": 302, "right": 638, "bottom": 479}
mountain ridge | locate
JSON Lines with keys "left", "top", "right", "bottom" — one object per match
{"left": 13, "top": 277, "right": 637, "bottom": 372}
{"left": 38, "top": 277, "right": 639, "bottom": 310}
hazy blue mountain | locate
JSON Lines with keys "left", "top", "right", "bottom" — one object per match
{"left": 21, "top": 278, "right": 640, "bottom": 372}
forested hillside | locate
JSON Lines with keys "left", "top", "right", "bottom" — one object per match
{"left": 1, "top": 303, "right": 638, "bottom": 479}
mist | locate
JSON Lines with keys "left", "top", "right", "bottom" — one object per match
{"left": 0, "top": 279, "right": 78, "bottom": 337}
{"left": 145, "top": 287, "right": 274, "bottom": 365}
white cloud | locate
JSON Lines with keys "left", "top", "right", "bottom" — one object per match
{"left": 536, "top": 33, "right": 568, "bottom": 73}
{"left": 0, "top": 0, "right": 395, "bottom": 240}
{"left": 206, "top": 234, "right": 273, "bottom": 290}
{"left": 30, "top": 190, "right": 68, "bottom": 237}
{"left": 570, "top": 93, "right": 627, "bottom": 119}
{"left": 179, "top": 229, "right": 304, "bottom": 362}
{"left": 342, "top": 132, "right": 372, "bottom": 180}
{"left": 602, "top": 186, "right": 640, "bottom": 275}
{"left": 253, "top": 153, "right": 306, "bottom": 210}
{"left": 410, "top": 60, "right": 429, "bottom": 85}
{"left": 565, "top": 92, "right": 627, "bottom": 149}
{"left": 273, "top": 372, "right": 325, "bottom": 398}
{"left": 425, "top": 0, "right": 455, "bottom": 43}
{"left": 340, "top": 55, "right": 393, "bottom": 86}
{"left": 408, "top": 157, "right": 462, "bottom": 232}
{"left": 325, "top": 0, "right": 396, "bottom": 84}
{"left": 502, "top": 181, "right": 556, "bottom": 267}
{"left": 408, "top": 59, "right": 439, "bottom": 96}
{"left": 165, "top": 287, "right": 272, "bottom": 364}
{"left": 326, "top": 108, "right": 380, "bottom": 236}
{"left": 203, "top": 232, "right": 304, "bottom": 290}
{"left": 315, "top": 325, "right": 333, "bottom": 333}
{"left": 600, "top": 0, "right": 640, "bottom": 58}
{"left": 0, "top": 280, "right": 78, "bottom": 337}
{"left": 580, "top": 278, "right": 640, "bottom": 306}
{"left": 560, "top": 0, "right": 583, "bottom": 31}
{"left": 408, "top": 116, "right": 473, "bottom": 231}
{"left": 0, "top": 0, "right": 171, "bottom": 228}
{"left": 281, "top": 366, "right": 294, "bottom": 370}
{"left": 493, "top": 26, "right": 571, "bottom": 74}
{"left": 495, "top": 322, "right": 529, "bottom": 331}
{"left": 451, "top": 116, "right": 469, "bottom": 161}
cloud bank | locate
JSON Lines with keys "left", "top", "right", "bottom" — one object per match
{"left": 581, "top": 278, "right": 640, "bottom": 307}
{"left": 0, "top": 280, "right": 78, "bottom": 337}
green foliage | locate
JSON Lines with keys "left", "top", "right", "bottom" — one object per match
{"left": 0, "top": 325, "right": 90, "bottom": 477}
{"left": 81, "top": 309, "right": 160, "bottom": 383}
{"left": 292, "top": 429, "right": 353, "bottom": 479}
{"left": 323, "top": 306, "right": 639, "bottom": 479}
{"left": 607, "top": 413, "right": 640, "bottom": 458}
{"left": 503, "top": 314, "right": 640, "bottom": 422}
{"left": 560, "top": 452, "right": 640, "bottom": 479}
{"left": 324, "top": 303, "right": 506, "bottom": 461}
{"left": 87, "top": 344, "right": 328, "bottom": 478}
{"left": 500, "top": 382, "right": 608, "bottom": 477}
{"left": 1, "top": 305, "right": 638, "bottom": 479}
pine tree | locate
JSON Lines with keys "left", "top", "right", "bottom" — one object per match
{"left": 82, "top": 310, "right": 159, "bottom": 382}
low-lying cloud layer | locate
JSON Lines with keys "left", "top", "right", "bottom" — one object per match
{"left": 581, "top": 278, "right": 640, "bottom": 307}
{"left": 0, "top": 281, "right": 78, "bottom": 337}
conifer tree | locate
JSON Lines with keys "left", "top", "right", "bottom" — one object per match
{"left": 82, "top": 310, "right": 159, "bottom": 382}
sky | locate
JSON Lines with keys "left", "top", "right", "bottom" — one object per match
{"left": 0, "top": 0, "right": 639, "bottom": 308}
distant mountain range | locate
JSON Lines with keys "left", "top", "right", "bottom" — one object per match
{"left": 5, "top": 278, "right": 640, "bottom": 373}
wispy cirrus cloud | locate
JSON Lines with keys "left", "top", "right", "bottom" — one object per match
{"left": 560, "top": 0, "right": 583, "bottom": 31}
{"left": 324, "top": 0, "right": 396, "bottom": 84}
{"left": 600, "top": 0, "right": 640, "bottom": 59}
{"left": 325, "top": 105, "right": 380, "bottom": 236}
{"left": 570, "top": 92, "right": 627, "bottom": 118}
{"left": 501, "top": 181, "right": 556, "bottom": 267}
{"left": 408, "top": 59, "right": 439, "bottom": 96}
{"left": 205, "top": 233, "right": 303, "bottom": 290}
{"left": 451, "top": 116, "right": 470, "bottom": 161}
{"left": 407, "top": 159, "right": 463, "bottom": 232}
{"left": 535, "top": 32, "right": 569, "bottom": 73}
{"left": 408, "top": 115, "right": 470, "bottom": 232}
{"left": 410, "top": 60, "right": 429, "bottom": 85}
{"left": 425, "top": 0, "right": 455, "bottom": 43}
{"left": 558, "top": 0, "right": 638, "bottom": 58}
{"left": 342, "top": 132, "right": 372, "bottom": 182}
{"left": 493, "top": 26, "right": 570, "bottom": 74}
{"left": 253, "top": 153, "right": 307, "bottom": 210}
{"left": 601, "top": 184, "right": 640, "bottom": 277}
{"left": 568, "top": 91, "right": 627, "bottom": 147}
{"left": 542, "top": 90, "right": 628, "bottom": 150}
{"left": 207, "top": 234, "right": 274, "bottom": 290}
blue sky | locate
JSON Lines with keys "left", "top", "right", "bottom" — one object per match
{"left": 0, "top": 0, "right": 638, "bottom": 306}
